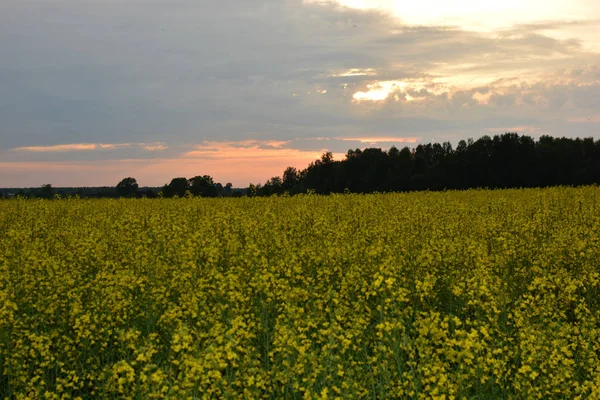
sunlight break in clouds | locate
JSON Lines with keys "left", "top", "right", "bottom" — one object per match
{"left": 353, "top": 81, "right": 408, "bottom": 102}
{"left": 307, "top": 0, "right": 591, "bottom": 30}
{"left": 352, "top": 78, "right": 452, "bottom": 103}
{"left": 311, "top": 0, "right": 600, "bottom": 106}
{"left": 330, "top": 69, "right": 378, "bottom": 77}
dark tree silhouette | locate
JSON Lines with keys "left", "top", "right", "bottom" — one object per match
{"left": 189, "top": 175, "right": 218, "bottom": 197}
{"left": 258, "top": 176, "right": 284, "bottom": 196}
{"left": 21, "top": 132, "right": 600, "bottom": 200}
{"left": 282, "top": 167, "right": 300, "bottom": 190}
{"left": 116, "top": 177, "right": 139, "bottom": 197}
{"left": 40, "top": 184, "right": 53, "bottom": 199}
{"left": 248, "top": 133, "right": 600, "bottom": 196}
{"left": 163, "top": 177, "right": 190, "bottom": 198}
{"left": 247, "top": 183, "right": 258, "bottom": 197}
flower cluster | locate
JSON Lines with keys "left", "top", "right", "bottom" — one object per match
{"left": 1, "top": 187, "right": 600, "bottom": 398}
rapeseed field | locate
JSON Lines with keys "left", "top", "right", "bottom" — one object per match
{"left": 1, "top": 187, "right": 600, "bottom": 399}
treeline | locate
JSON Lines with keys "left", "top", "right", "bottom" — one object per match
{"left": 159, "top": 176, "right": 242, "bottom": 198}
{"left": 251, "top": 133, "right": 600, "bottom": 195}
{"left": 0, "top": 185, "right": 128, "bottom": 199}
{"left": 0, "top": 178, "right": 242, "bottom": 199}
{"left": 113, "top": 176, "right": 245, "bottom": 199}
{"left": 3, "top": 133, "right": 600, "bottom": 199}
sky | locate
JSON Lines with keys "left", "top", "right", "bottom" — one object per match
{"left": 1, "top": 0, "right": 600, "bottom": 188}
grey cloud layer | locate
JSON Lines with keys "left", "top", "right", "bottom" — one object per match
{"left": 0, "top": 0, "right": 599, "bottom": 161}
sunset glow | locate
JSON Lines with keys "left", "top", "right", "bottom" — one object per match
{"left": 353, "top": 81, "right": 408, "bottom": 102}
{"left": 0, "top": 140, "right": 346, "bottom": 187}
{"left": 330, "top": 68, "right": 378, "bottom": 77}
{"left": 14, "top": 144, "right": 100, "bottom": 152}
{"left": 309, "top": 0, "right": 593, "bottom": 31}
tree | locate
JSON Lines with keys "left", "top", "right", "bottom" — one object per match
{"left": 215, "top": 182, "right": 224, "bottom": 197}
{"left": 163, "top": 177, "right": 190, "bottom": 197}
{"left": 260, "top": 176, "right": 283, "bottom": 196}
{"left": 189, "top": 175, "right": 218, "bottom": 197}
{"left": 320, "top": 151, "right": 334, "bottom": 165}
{"left": 282, "top": 167, "right": 299, "bottom": 189}
{"left": 116, "top": 177, "right": 139, "bottom": 197}
{"left": 40, "top": 184, "right": 53, "bottom": 199}
{"left": 247, "top": 183, "right": 258, "bottom": 197}
{"left": 140, "top": 189, "right": 157, "bottom": 199}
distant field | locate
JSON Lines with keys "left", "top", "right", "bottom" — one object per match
{"left": 1, "top": 188, "right": 600, "bottom": 399}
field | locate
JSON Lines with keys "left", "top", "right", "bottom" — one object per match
{"left": 1, "top": 187, "right": 600, "bottom": 399}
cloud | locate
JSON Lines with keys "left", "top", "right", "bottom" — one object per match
{"left": 312, "top": 0, "right": 600, "bottom": 31}
{"left": 485, "top": 126, "right": 541, "bottom": 133}
{"left": 142, "top": 143, "right": 169, "bottom": 151}
{"left": 183, "top": 140, "right": 335, "bottom": 161}
{"left": 0, "top": 0, "right": 599, "bottom": 186}
{"left": 12, "top": 142, "right": 167, "bottom": 153}
{"left": 568, "top": 116, "right": 600, "bottom": 123}
{"left": 14, "top": 144, "right": 101, "bottom": 152}
{"left": 338, "top": 136, "right": 421, "bottom": 144}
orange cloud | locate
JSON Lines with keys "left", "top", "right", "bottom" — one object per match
{"left": 338, "top": 136, "right": 421, "bottom": 144}
{"left": 485, "top": 126, "right": 540, "bottom": 133}
{"left": 330, "top": 68, "right": 378, "bottom": 77}
{"left": 14, "top": 144, "right": 100, "bottom": 152}
{"left": 98, "top": 143, "right": 133, "bottom": 149}
{"left": 12, "top": 142, "right": 168, "bottom": 153}
{"left": 183, "top": 140, "right": 322, "bottom": 160}
{"left": 143, "top": 143, "right": 169, "bottom": 151}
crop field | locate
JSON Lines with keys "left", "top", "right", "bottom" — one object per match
{"left": 1, "top": 187, "right": 600, "bottom": 399}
